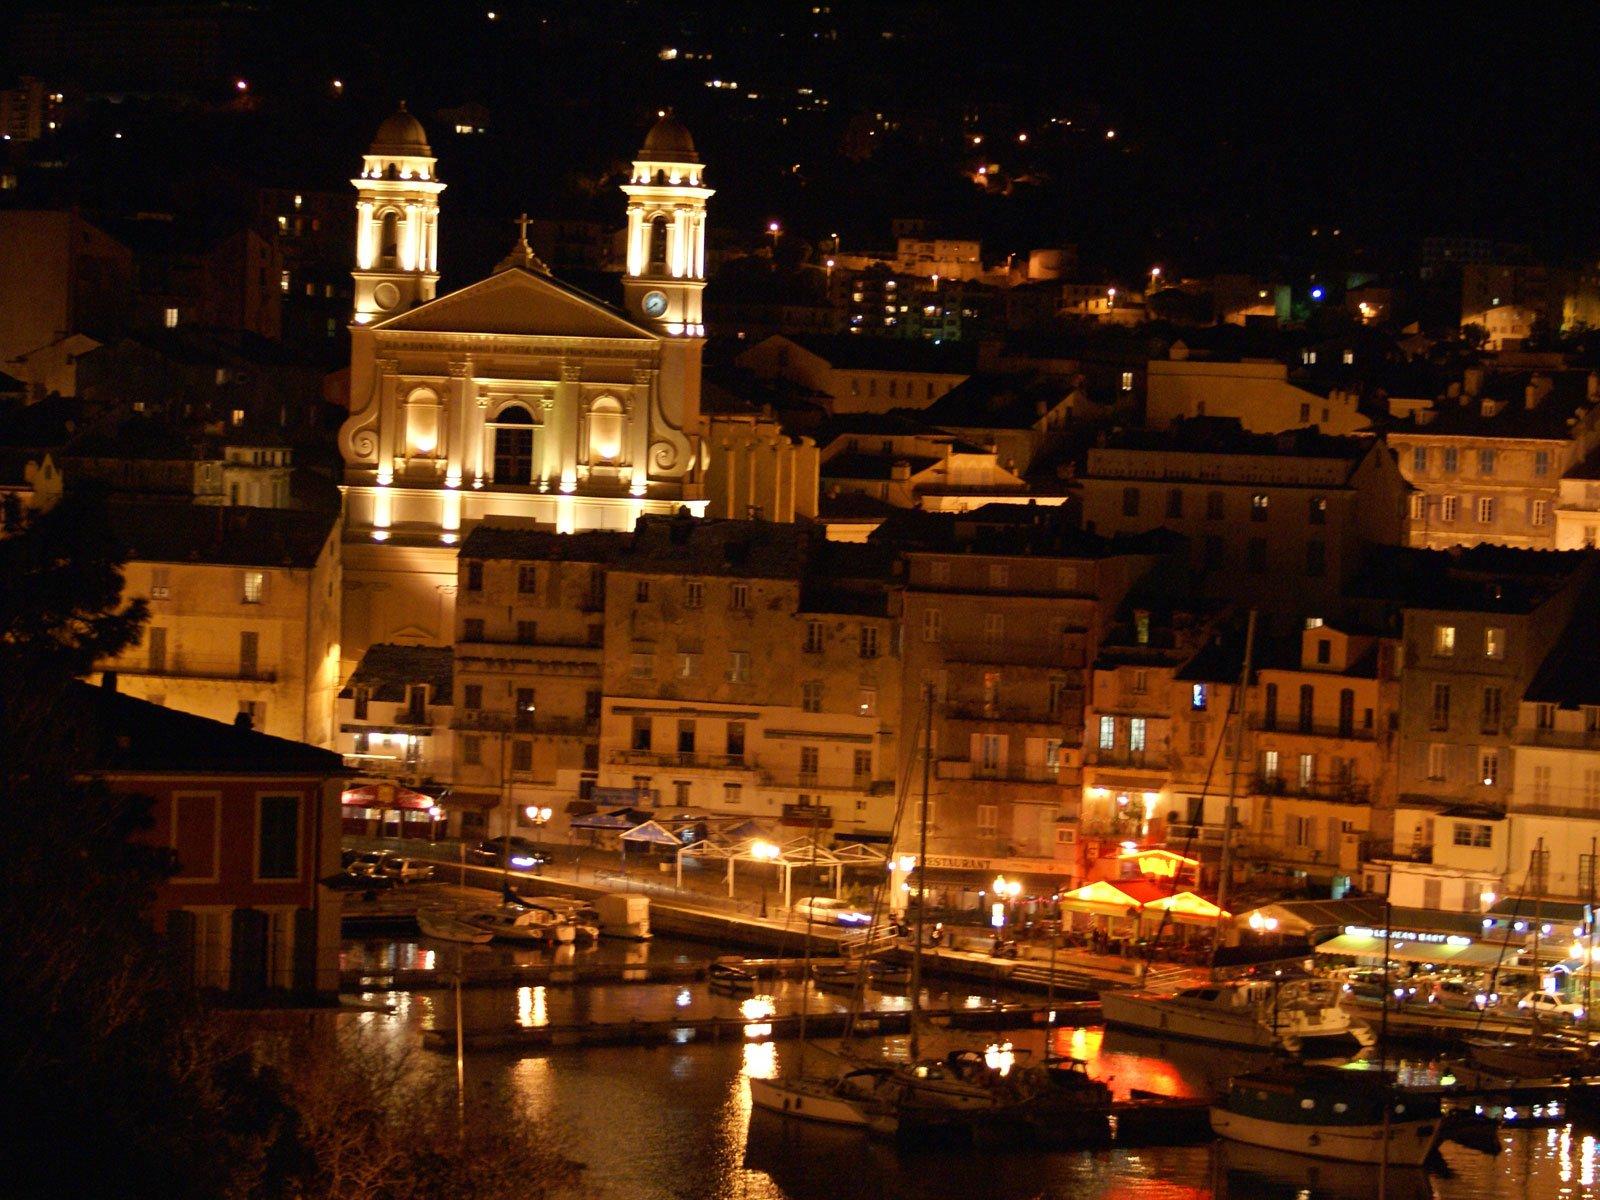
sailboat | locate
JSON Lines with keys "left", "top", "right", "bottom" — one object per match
{"left": 748, "top": 807, "right": 904, "bottom": 1134}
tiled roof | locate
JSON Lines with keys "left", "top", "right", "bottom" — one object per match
{"left": 919, "top": 372, "right": 1076, "bottom": 430}
{"left": 107, "top": 501, "right": 336, "bottom": 569}
{"left": 339, "top": 643, "right": 453, "bottom": 703}
{"left": 71, "top": 680, "right": 343, "bottom": 775}
{"left": 1349, "top": 543, "right": 1593, "bottom": 613}
{"left": 1380, "top": 370, "right": 1595, "bottom": 441}
{"left": 1525, "top": 582, "right": 1600, "bottom": 705}
{"left": 1099, "top": 416, "right": 1374, "bottom": 462}
{"left": 459, "top": 526, "right": 633, "bottom": 563}
{"left": 782, "top": 334, "right": 978, "bottom": 374}
{"left": 819, "top": 452, "right": 942, "bottom": 480}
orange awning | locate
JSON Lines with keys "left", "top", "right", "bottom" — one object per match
{"left": 1059, "top": 879, "right": 1144, "bottom": 919}
{"left": 1142, "top": 890, "right": 1230, "bottom": 926}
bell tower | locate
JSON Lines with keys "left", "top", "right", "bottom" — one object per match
{"left": 621, "top": 112, "right": 713, "bottom": 335}
{"left": 352, "top": 103, "right": 445, "bottom": 325}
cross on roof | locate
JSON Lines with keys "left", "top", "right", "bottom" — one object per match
{"left": 516, "top": 212, "right": 530, "bottom": 243}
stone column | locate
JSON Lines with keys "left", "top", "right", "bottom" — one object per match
{"left": 446, "top": 358, "right": 472, "bottom": 489}
{"left": 374, "top": 358, "right": 400, "bottom": 484}
{"left": 555, "top": 361, "right": 581, "bottom": 493}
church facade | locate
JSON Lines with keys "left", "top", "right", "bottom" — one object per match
{"left": 338, "top": 109, "right": 712, "bottom": 659}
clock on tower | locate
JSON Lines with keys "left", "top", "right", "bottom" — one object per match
{"left": 620, "top": 112, "right": 713, "bottom": 335}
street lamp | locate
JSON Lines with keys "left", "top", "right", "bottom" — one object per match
{"left": 751, "top": 839, "right": 780, "bottom": 917}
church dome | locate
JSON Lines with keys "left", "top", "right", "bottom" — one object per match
{"left": 640, "top": 112, "right": 698, "bottom": 162}
{"left": 370, "top": 103, "right": 431, "bottom": 155}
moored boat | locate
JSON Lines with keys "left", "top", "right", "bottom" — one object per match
{"left": 416, "top": 908, "right": 494, "bottom": 944}
{"left": 1101, "top": 976, "right": 1371, "bottom": 1053}
{"left": 462, "top": 904, "right": 572, "bottom": 945}
{"left": 748, "top": 1068, "right": 901, "bottom": 1135}
{"left": 1210, "top": 1065, "right": 1444, "bottom": 1165}
{"left": 708, "top": 960, "right": 757, "bottom": 992}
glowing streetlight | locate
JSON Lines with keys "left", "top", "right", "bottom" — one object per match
{"left": 751, "top": 839, "right": 780, "bottom": 861}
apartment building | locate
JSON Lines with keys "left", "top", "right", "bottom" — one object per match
{"left": 1079, "top": 418, "right": 1408, "bottom": 611}
{"left": 596, "top": 516, "right": 901, "bottom": 841}
{"left": 336, "top": 643, "right": 454, "bottom": 835}
{"left": 1506, "top": 598, "right": 1600, "bottom": 903}
{"left": 451, "top": 528, "right": 627, "bottom": 841}
{"left": 890, "top": 506, "right": 1169, "bottom": 891}
{"left": 1143, "top": 357, "right": 1369, "bottom": 436}
{"left": 1387, "top": 369, "right": 1600, "bottom": 550}
{"left": 1244, "top": 622, "right": 1401, "bottom": 889}
{"left": 1359, "top": 545, "right": 1595, "bottom": 908}
{"left": 736, "top": 334, "right": 973, "bottom": 414}
{"left": 98, "top": 503, "right": 341, "bottom": 747}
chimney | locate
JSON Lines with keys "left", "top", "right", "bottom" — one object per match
{"left": 101, "top": 671, "right": 118, "bottom": 692}
{"left": 890, "top": 460, "right": 912, "bottom": 482}
{"left": 233, "top": 711, "right": 252, "bottom": 731}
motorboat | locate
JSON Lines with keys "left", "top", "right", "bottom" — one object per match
{"left": 1466, "top": 1032, "right": 1600, "bottom": 1080}
{"left": 867, "top": 959, "right": 911, "bottom": 989}
{"left": 1210, "top": 1065, "right": 1444, "bottom": 1165}
{"left": 1101, "top": 976, "right": 1371, "bottom": 1053}
{"left": 1214, "top": 1138, "right": 1436, "bottom": 1200}
{"left": 461, "top": 904, "right": 574, "bottom": 945}
{"left": 709, "top": 960, "right": 757, "bottom": 992}
{"left": 523, "top": 896, "right": 602, "bottom": 943}
{"left": 811, "top": 961, "right": 859, "bottom": 989}
{"left": 748, "top": 1068, "right": 902, "bottom": 1135}
{"left": 416, "top": 909, "right": 493, "bottom": 944}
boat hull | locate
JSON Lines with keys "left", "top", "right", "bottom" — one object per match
{"left": 1210, "top": 1107, "right": 1441, "bottom": 1166}
{"left": 1101, "top": 991, "right": 1362, "bottom": 1053}
{"left": 416, "top": 912, "right": 493, "bottom": 944}
{"left": 749, "top": 1076, "right": 897, "bottom": 1135}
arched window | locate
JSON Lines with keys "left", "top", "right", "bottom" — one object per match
{"left": 491, "top": 404, "right": 537, "bottom": 484}
{"left": 648, "top": 216, "right": 669, "bottom": 269}
{"left": 588, "top": 396, "right": 624, "bottom": 463}
{"left": 379, "top": 211, "right": 399, "bottom": 267}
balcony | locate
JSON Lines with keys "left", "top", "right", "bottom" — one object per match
{"left": 945, "top": 701, "right": 1070, "bottom": 725}
{"left": 611, "top": 748, "right": 753, "bottom": 772}
{"left": 455, "top": 711, "right": 599, "bottom": 737}
{"left": 112, "top": 658, "right": 277, "bottom": 683}
{"left": 762, "top": 768, "right": 892, "bottom": 794}
{"left": 1251, "top": 719, "right": 1375, "bottom": 742}
{"left": 1084, "top": 749, "right": 1168, "bottom": 770}
{"left": 1518, "top": 727, "right": 1600, "bottom": 751}
{"left": 1252, "top": 775, "right": 1372, "bottom": 804}
{"left": 940, "top": 638, "right": 1086, "bottom": 669}
{"left": 781, "top": 803, "right": 834, "bottom": 828}
{"left": 937, "top": 760, "right": 1074, "bottom": 786}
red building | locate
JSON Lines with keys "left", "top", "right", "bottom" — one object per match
{"left": 78, "top": 679, "right": 346, "bottom": 998}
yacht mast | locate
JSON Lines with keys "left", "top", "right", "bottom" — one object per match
{"left": 1588, "top": 836, "right": 1596, "bottom": 1039}
{"left": 909, "top": 684, "right": 933, "bottom": 1064}
{"left": 1213, "top": 609, "right": 1257, "bottom": 953}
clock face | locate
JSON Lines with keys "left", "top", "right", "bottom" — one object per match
{"left": 642, "top": 290, "right": 669, "bottom": 318}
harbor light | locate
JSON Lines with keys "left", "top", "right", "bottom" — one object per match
{"left": 751, "top": 840, "right": 780, "bottom": 861}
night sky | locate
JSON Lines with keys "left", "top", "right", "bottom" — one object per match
{"left": 4, "top": 2, "right": 1600, "bottom": 279}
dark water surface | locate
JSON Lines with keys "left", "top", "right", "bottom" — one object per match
{"left": 344, "top": 937, "right": 1599, "bottom": 1200}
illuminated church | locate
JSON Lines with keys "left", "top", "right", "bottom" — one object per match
{"left": 338, "top": 106, "right": 712, "bottom": 653}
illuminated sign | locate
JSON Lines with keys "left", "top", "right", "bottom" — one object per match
{"left": 1343, "top": 924, "right": 1471, "bottom": 947}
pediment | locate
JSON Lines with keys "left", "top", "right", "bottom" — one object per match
{"left": 375, "top": 268, "right": 655, "bottom": 341}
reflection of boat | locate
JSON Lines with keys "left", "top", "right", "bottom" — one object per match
{"left": 1102, "top": 977, "right": 1371, "bottom": 1053}
{"left": 868, "top": 960, "right": 910, "bottom": 989}
{"left": 462, "top": 905, "right": 573, "bottom": 945}
{"left": 1215, "top": 1137, "right": 1435, "bottom": 1200}
{"left": 810, "top": 961, "right": 857, "bottom": 989}
{"left": 1210, "top": 1065, "right": 1444, "bottom": 1165}
{"left": 416, "top": 909, "right": 493, "bottom": 944}
{"left": 709, "top": 960, "right": 756, "bottom": 992}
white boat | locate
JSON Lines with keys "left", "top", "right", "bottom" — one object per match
{"left": 748, "top": 1069, "right": 901, "bottom": 1135}
{"left": 1101, "top": 977, "right": 1371, "bottom": 1053}
{"left": 1210, "top": 1065, "right": 1444, "bottom": 1166}
{"left": 462, "top": 905, "right": 574, "bottom": 945}
{"left": 595, "top": 893, "right": 651, "bottom": 940}
{"left": 523, "top": 897, "right": 602, "bottom": 943}
{"left": 416, "top": 909, "right": 493, "bottom": 944}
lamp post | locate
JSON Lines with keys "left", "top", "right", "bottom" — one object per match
{"left": 751, "top": 839, "right": 780, "bottom": 917}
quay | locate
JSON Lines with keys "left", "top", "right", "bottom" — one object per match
{"left": 419, "top": 999, "right": 1100, "bottom": 1052}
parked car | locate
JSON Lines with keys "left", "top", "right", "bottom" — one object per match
{"left": 791, "top": 896, "right": 873, "bottom": 927}
{"left": 347, "top": 849, "right": 396, "bottom": 876}
{"left": 1517, "top": 990, "right": 1586, "bottom": 1023}
{"left": 375, "top": 857, "right": 436, "bottom": 884}
{"left": 1428, "top": 979, "right": 1499, "bottom": 1012}
{"left": 467, "top": 837, "right": 550, "bottom": 870}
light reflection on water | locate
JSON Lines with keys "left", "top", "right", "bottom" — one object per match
{"left": 336, "top": 939, "right": 1600, "bottom": 1200}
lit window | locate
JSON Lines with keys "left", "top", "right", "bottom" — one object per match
{"left": 1433, "top": 624, "right": 1456, "bottom": 656}
{"left": 242, "top": 571, "right": 264, "bottom": 604}
{"left": 1129, "top": 718, "right": 1147, "bottom": 752}
{"left": 1120, "top": 371, "right": 1134, "bottom": 391}
{"left": 163, "top": 307, "right": 179, "bottom": 328}
{"left": 1250, "top": 494, "right": 1269, "bottom": 521}
{"left": 1484, "top": 628, "right": 1505, "bottom": 660}
{"left": 1098, "top": 716, "right": 1115, "bottom": 751}
{"left": 279, "top": 270, "right": 290, "bottom": 293}
{"left": 1191, "top": 684, "right": 1208, "bottom": 711}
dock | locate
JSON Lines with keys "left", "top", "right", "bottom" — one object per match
{"left": 344, "top": 954, "right": 836, "bottom": 993}
{"left": 419, "top": 999, "right": 1100, "bottom": 1053}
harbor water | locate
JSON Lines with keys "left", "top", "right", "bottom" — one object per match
{"left": 342, "top": 936, "right": 1600, "bottom": 1200}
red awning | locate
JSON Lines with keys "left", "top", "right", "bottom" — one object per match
{"left": 341, "top": 781, "right": 435, "bottom": 810}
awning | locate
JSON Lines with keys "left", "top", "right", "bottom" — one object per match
{"left": 1115, "top": 849, "right": 1200, "bottom": 878}
{"left": 570, "top": 807, "right": 652, "bottom": 830}
{"left": 1142, "top": 891, "right": 1230, "bottom": 925}
{"left": 341, "top": 781, "right": 434, "bottom": 810}
{"left": 1059, "top": 880, "right": 1144, "bottom": 919}
{"left": 1313, "top": 933, "right": 1508, "bottom": 968}
{"left": 621, "top": 820, "right": 683, "bottom": 846}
